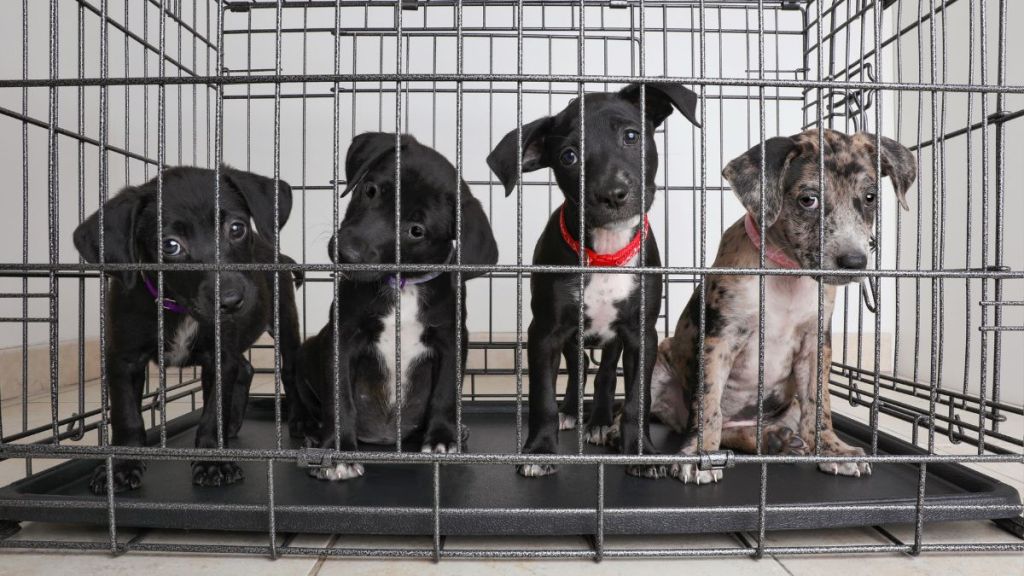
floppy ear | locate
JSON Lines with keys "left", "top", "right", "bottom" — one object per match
{"left": 722, "top": 136, "right": 799, "bottom": 228}
{"left": 858, "top": 133, "right": 916, "bottom": 211}
{"left": 453, "top": 182, "right": 499, "bottom": 280}
{"left": 223, "top": 166, "right": 294, "bottom": 243}
{"left": 619, "top": 82, "right": 701, "bottom": 128}
{"left": 343, "top": 132, "right": 415, "bottom": 197}
{"left": 487, "top": 116, "right": 555, "bottom": 197}
{"left": 73, "top": 186, "right": 145, "bottom": 289}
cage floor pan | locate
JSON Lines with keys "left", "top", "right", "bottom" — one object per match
{"left": 0, "top": 398, "right": 1019, "bottom": 536}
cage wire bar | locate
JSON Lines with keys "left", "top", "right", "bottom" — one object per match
{"left": 0, "top": 0, "right": 1019, "bottom": 561}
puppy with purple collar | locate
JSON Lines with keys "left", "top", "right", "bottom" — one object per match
{"left": 488, "top": 83, "right": 701, "bottom": 478}
{"left": 648, "top": 129, "right": 916, "bottom": 483}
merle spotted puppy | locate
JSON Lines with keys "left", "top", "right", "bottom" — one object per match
{"left": 297, "top": 132, "right": 498, "bottom": 481}
{"left": 73, "top": 166, "right": 307, "bottom": 493}
{"left": 648, "top": 129, "right": 916, "bottom": 483}
{"left": 488, "top": 83, "right": 701, "bottom": 478}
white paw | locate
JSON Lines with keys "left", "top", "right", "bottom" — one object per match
{"left": 421, "top": 442, "right": 459, "bottom": 454}
{"left": 584, "top": 425, "right": 612, "bottom": 446}
{"left": 311, "top": 462, "right": 364, "bottom": 481}
{"left": 670, "top": 463, "right": 723, "bottom": 485}
{"left": 517, "top": 463, "right": 557, "bottom": 477}
{"left": 817, "top": 461, "right": 872, "bottom": 477}
{"left": 558, "top": 413, "right": 577, "bottom": 431}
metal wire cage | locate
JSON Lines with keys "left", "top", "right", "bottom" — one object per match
{"left": 0, "top": 0, "right": 1020, "bottom": 561}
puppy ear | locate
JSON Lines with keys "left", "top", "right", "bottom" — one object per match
{"left": 722, "top": 137, "right": 798, "bottom": 227}
{"left": 343, "top": 132, "right": 416, "bottom": 197}
{"left": 619, "top": 82, "right": 701, "bottom": 128}
{"left": 453, "top": 182, "right": 499, "bottom": 280}
{"left": 487, "top": 116, "right": 555, "bottom": 197}
{"left": 858, "top": 133, "right": 916, "bottom": 211}
{"left": 73, "top": 186, "right": 144, "bottom": 289}
{"left": 223, "top": 166, "right": 294, "bottom": 243}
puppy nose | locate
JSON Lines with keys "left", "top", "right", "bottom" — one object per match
{"left": 837, "top": 251, "right": 868, "bottom": 270}
{"left": 598, "top": 189, "right": 629, "bottom": 209}
{"left": 219, "top": 289, "right": 245, "bottom": 313}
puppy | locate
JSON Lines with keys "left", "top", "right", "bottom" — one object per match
{"left": 297, "top": 132, "right": 498, "bottom": 481}
{"left": 488, "top": 82, "right": 701, "bottom": 478}
{"left": 73, "top": 166, "right": 307, "bottom": 492}
{"left": 649, "top": 129, "right": 916, "bottom": 483}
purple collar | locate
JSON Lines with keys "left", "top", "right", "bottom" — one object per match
{"left": 141, "top": 273, "right": 189, "bottom": 314}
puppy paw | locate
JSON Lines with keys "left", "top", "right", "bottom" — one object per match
{"left": 421, "top": 427, "right": 460, "bottom": 454}
{"left": 766, "top": 426, "right": 809, "bottom": 456}
{"left": 517, "top": 463, "right": 558, "bottom": 477}
{"left": 191, "top": 461, "right": 245, "bottom": 487}
{"left": 625, "top": 464, "right": 666, "bottom": 479}
{"left": 89, "top": 460, "right": 146, "bottom": 495}
{"left": 289, "top": 418, "right": 318, "bottom": 440}
{"left": 310, "top": 462, "right": 365, "bottom": 481}
{"left": 670, "top": 463, "right": 724, "bottom": 485}
{"left": 584, "top": 425, "right": 613, "bottom": 446}
{"left": 421, "top": 442, "right": 459, "bottom": 454}
{"left": 816, "top": 445, "right": 871, "bottom": 477}
{"left": 558, "top": 413, "right": 577, "bottom": 431}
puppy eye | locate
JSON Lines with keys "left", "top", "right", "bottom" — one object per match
{"left": 409, "top": 224, "right": 426, "bottom": 239}
{"left": 559, "top": 148, "right": 578, "bottom": 167}
{"left": 623, "top": 129, "right": 640, "bottom": 145}
{"left": 162, "top": 238, "right": 183, "bottom": 257}
{"left": 229, "top": 221, "right": 247, "bottom": 240}
{"left": 363, "top": 183, "right": 378, "bottom": 199}
{"left": 864, "top": 190, "right": 877, "bottom": 205}
{"left": 798, "top": 195, "right": 819, "bottom": 210}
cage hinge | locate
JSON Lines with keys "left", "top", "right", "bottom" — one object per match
{"left": 296, "top": 448, "right": 335, "bottom": 470}
{"left": 402, "top": 0, "right": 420, "bottom": 11}
{"left": 781, "top": 0, "right": 805, "bottom": 11}
{"left": 992, "top": 516, "right": 1024, "bottom": 540}
{"left": 699, "top": 450, "right": 734, "bottom": 471}
{"left": 225, "top": 2, "right": 251, "bottom": 13}
{"left": 608, "top": 0, "right": 629, "bottom": 8}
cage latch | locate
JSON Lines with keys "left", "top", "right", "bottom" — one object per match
{"left": 608, "top": 0, "right": 629, "bottom": 8}
{"left": 296, "top": 448, "right": 336, "bottom": 470}
{"left": 402, "top": 0, "right": 419, "bottom": 10}
{"left": 699, "top": 450, "right": 734, "bottom": 471}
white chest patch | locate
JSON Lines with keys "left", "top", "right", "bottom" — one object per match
{"left": 374, "top": 286, "right": 429, "bottom": 409}
{"left": 582, "top": 217, "right": 640, "bottom": 343}
{"left": 725, "top": 275, "right": 823, "bottom": 412}
{"left": 165, "top": 315, "right": 199, "bottom": 367}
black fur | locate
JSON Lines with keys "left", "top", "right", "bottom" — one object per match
{"left": 297, "top": 133, "right": 498, "bottom": 474}
{"left": 73, "top": 166, "right": 306, "bottom": 493}
{"left": 487, "top": 82, "right": 700, "bottom": 477}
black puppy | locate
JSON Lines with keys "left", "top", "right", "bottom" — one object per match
{"left": 488, "top": 82, "right": 700, "bottom": 478}
{"left": 297, "top": 132, "right": 498, "bottom": 480}
{"left": 74, "top": 166, "right": 306, "bottom": 492}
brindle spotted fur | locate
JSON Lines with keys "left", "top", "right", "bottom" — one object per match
{"left": 649, "top": 129, "right": 916, "bottom": 484}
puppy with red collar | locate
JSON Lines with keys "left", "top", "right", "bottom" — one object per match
{"left": 488, "top": 83, "right": 700, "bottom": 478}
{"left": 649, "top": 129, "right": 916, "bottom": 483}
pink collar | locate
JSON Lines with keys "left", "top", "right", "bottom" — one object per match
{"left": 744, "top": 213, "right": 800, "bottom": 270}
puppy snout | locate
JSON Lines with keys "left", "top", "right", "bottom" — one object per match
{"left": 337, "top": 237, "right": 377, "bottom": 264}
{"left": 597, "top": 188, "right": 630, "bottom": 209}
{"left": 836, "top": 251, "right": 868, "bottom": 270}
{"left": 219, "top": 289, "right": 245, "bottom": 314}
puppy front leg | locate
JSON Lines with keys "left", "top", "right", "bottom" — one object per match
{"left": 311, "top": 348, "right": 363, "bottom": 481}
{"left": 557, "top": 340, "right": 589, "bottom": 431}
{"left": 89, "top": 356, "right": 148, "bottom": 495}
{"left": 421, "top": 339, "right": 460, "bottom": 454}
{"left": 227, "top": 356, "right": 253, "bottom": 439}
{"left": 671, "top": 336, "right": 735, "bottom": 485}
{"left": 278, "top": 280, "right": 315, "bottom": 438}
{"left": 795, "top": 338, "right": 871, "bottom": 477}
{"left": 519, "top": 320, "right": 565, "bottom": 477}
{"left": 193, "top": 360, "right": 244, "bottom": 487}
{"left": 620, "top": 327, "right": 664, "bottom": 479}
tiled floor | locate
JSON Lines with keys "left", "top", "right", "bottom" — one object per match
{"left": 0, "top": 374, "right": 1020, "bottom": 575}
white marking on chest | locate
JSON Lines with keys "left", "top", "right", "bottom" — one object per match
{"left": 374, "top": 286, "right": 430, "bottom": 409}
{"left": 165, "top": 315, "right": 199, "bottom": 367}
{"left": 724, "top": 275, "right": 822, "bottom": 417}
{"left": 582, "top": 217, "right": 640, "bottom": 343}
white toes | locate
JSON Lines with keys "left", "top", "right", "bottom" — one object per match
{"left": 315, "top": 462, "right": 364, "bottom": 481}
{"left": 671, "top": 463, "right": 723, "bottom": 485}
{"left": 421, "top": 443, "right": 459, "bottom": 454}
{"left": 584, "top": 425, "right": 612, "bottom": 446}
{"left": 817, "top": 460, "right": 872, "bottom": 478}
{"left": 558, "top": 413, "right": 577, "bottom": 431}
{"left": 517, "top": 463, "right": 557, "bottom": 477}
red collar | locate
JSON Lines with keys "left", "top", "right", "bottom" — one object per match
{"left": 559, "top": 204, "right": 650, "bottom": 267}
{"left": 744, "top": 213, "right": 800, "bottom": 269}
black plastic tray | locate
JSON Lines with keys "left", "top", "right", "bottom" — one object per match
{"left": 0, "top": 397, "right": 1019, "bottom": 535}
